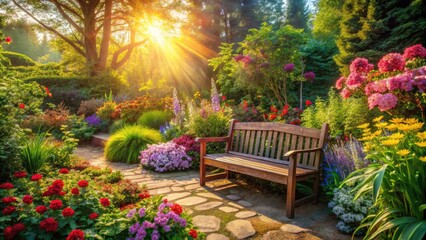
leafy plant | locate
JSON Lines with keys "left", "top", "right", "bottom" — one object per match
{"left": 77, "top": 98, "right": 105, "bottom": 116}
{"left": 20, "top": 133, "right": 54, "bottom": 174}
{"left": 111, "top": 96, "right": 172, "bottom": 123}
{"left": 140, "top": 142, "right": 192, "bottom": 172}
{"left": 49, "top": 125, "right": 79, "bottom": 168}
{"left": 109, "top": 119, "right": 126, "bottom": 133}
{"left": 105, "top": 125, "right": 163, "bottom": 164}
{"left": 137, "top": 110, "right": 171, "bottom": 130}
{"left": 96, "top": 101, "right": 117, "bottom": 122}
{"left": 67, "top": 115, "right": 96, "bottom": 141}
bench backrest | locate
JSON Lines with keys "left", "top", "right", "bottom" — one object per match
{"left": 226, "top": 120, "right": 329, "bottom": 170}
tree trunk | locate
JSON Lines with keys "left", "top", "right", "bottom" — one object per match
{"left": 82, "top": 1, "right": 99, "bottom": 75}
{"left": 97, "top": 0, "right": 112, "bottom": 73}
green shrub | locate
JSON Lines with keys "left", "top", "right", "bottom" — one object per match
{"left": 97, "top": 101, "right": 117, "bottom": 121}
{"left": 1, "top": 51, "right": 37, "bottom": 66}
{"left": 105, "top": 125, "right": 163, "bottom": 164}
{"left": 137, "top": 110, "right": 171, "bottom": 130}
{"left": 99, "top": 171, "right": 124, "bottom": 184}
{"left": 67, "top": 115, "right": 96, "bottom": 141}
{"left": 109, "top": 119, "right": 126, "bottom": 133}
{"left": 189, "top": 112, "right": 230, "bottom": 138}
{"left": 49, "top": 126, "right": 79, "bottom": 168}
{"left": 20, "top": 133, "right": 54, "bottom": 174}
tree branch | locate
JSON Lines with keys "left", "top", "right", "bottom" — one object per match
{"left": 49, "top": 0, "right": 84, "bottom": 34}
{"left": 111, "top": 38, "right": 148, "bottom": 70}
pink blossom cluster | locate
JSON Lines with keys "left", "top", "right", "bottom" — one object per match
{"left": 378, "top": 53, "right": 405, "bottom": 73}
{"left": 350, "top": 58, "right": 374, "bottom": 74}
{"left": 367, "top": 93, "right": 398, "bottom": 111}
{"left": 234, "top": 54, "right": 253, "bottom": 66}
{"left": 403, "top": 44, "right": 426, "bottom": 60}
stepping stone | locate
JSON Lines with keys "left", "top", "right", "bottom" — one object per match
{"left": 235, "top": 211, "right": 257, "bottom": 219}
{"left": 197, "top": 192, "right": 223, "bottom": 200}
{"left": 146, "top": 181, "right": 175, "bottom": 189}
{"left": 280, "top": 224, "right": 308, "bottom": 234}
{"left": 185, "top": 184, "right": 201, "bottom": 190}
{"left": 195, "top": 201, "right": 223, "bottom": 211}
{"left": 219, "top": 206, "right": 239, "bottom": 213}
{"left": 186, "top": 209, "right": 194, "bottom": 215}
{"left": 154, "top": 187, "right": 170, "bottom": 194}
{"left": 229, "top": 188, "right": 240, "bottom": 194}
{"left": 226, "top": 220, "right": 256, "bottom": 239}
{"left": 206, "top": 233, "right": 229, "bottom": 240}
{"left": 260, "top": 230, "right": 321, "bottom": 240}
{"left": 163, "top": 192, "right": 191, "bottom": 201}
{"left": 175, "top": 196, "right": 207, "bottom": 206}
{"left": 171, "top": 186, "right": 184, "bottom": 191}
{"left": 226, "top": 194, "right": 241, "bottom": 201}
{"left": 237, "top": 200, "right": 252, "bottom": 207}
{"left": 259, "top": 215, "right": 281, "bottom": 224}
{"left": 228, "top": 202, "right": 244, "bottom": 209}
{"left": 193, "top": 215, "right": 221, "bottom": 233}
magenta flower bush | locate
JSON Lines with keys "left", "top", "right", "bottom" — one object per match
{"left": 139, "top": 142, "right": 192, "bottom": 172}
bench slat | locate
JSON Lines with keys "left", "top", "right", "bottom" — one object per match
{"left": 270, "top": 131, "right": 278, "bottom": 159}
{"left": 302, "top": 137, "right": 311, "bottom": 165}
{"left": 233, "top": 130, "right": 241, "bottom": 152}
{"left": 276, "top": 132, "right": 285, "bottom": 160}
{"left": 254, "top": 130, "right": 261, "bottom": 156}
{"left": 309, "top": 138, "right": 318, "bottom": 166}
{"left": 239, "top": 130, "right": 246, "bottom": 152}
{"left": 234, "top": 122, "right": 321, "bottom": 139}
{"left": 259, "top": 130, "right": 267, "bottom": 157}
{"left": 248, "top": 130, "right": 256, "bottom": 155}
{"left": 265, "top": 130, "right": 273, "bottom": 157}
{"left": 296, "top": 135, "right": 304, "bottom": 163}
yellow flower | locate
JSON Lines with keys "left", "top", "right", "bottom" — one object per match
{"left": 375, "top": 122, "right": 388, "bottom": 128}
{"left": 417, "top": 132, "right": 426, "bottom": 140}
{"left": 193, "top": 91, "right": 201, "bottom": 98}
{"left": 411, "top": 122, "right": 424, "bottom": 131}
{"left": 390, "top": 118, "right": 405, "bottom": 124}
{"left": 404, "top": 118, "right": 420, "bottom": 124}
{"left": 419, "top": 156, "right": 426, "bottom": 162}
{"left": 397, "top": 149, "right": 410, "bottom": 157}
{"left": 360, "top": 136, "right": 374, "bottom": 141}
{"left": 372, "top": 130, "right": 382, "bottom": 136}
{"left": 382, "top": 139, "right": 400, "bottom": 146}
{"left": 386, "top": 124, "right": 399, "bottom": 130}
{"left": 358, "top": 123, "right": 370, "bottom": 129}
{"left": 415, "top": 141, "right": 426, "bottom": 147}
{"left": 373, "top": 116, "right": 384, "bottom": 122}
{"left": 389, "top": 132, "right": 404, "bottom": 140}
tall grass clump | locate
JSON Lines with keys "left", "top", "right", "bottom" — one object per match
{"left": 137, "top": 110, "right": 171, "bottom": 130}
{"left": 105, "top": 125, "right": 163, "bottom": 164}
{"left": 20, "top": 133, "right": 54, "bottom": 174}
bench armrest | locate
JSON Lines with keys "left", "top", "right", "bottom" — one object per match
{"left": 284, "top": 147, "right": 323, "bottom": 158}
{"left": 196, "top": 137, "right": 229, "bottom": 143}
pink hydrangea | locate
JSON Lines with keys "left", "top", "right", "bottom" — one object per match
{"left": 340, "top": 88, "right": 351, "bottom": 99}
{"left": 378, "top": 53, "right": 405, "bottom": 73}
{"left": 403, "top": 44, "right": 426, "bottom": 60}
{"left": 367, "top": 93, "right": 381, "bottom": 109}
{"left": 364, "top": 81, "right": 386, "bottom": 95}
{"left": 335, "top": 77, "right": 345, "bottom": 90}
{"left": 386, "top": 76, "right": 401, "bottom": 91}
{"left": 377, "top": 93, "right": 398, "bottom": 111}
{"left": 398, "top": 72, "right": 414, "bottom": 91}
{"left": 349, "top": 58, "right": 374, "bottom": 74}
{"left": 346, "top": 72, "right": 365, "bottom": 89}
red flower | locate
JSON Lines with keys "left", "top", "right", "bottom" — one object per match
{"left": 62, "top": 207, "right": 75, "bottom": 217}
{"left": 35, "top": 205, "right": 48, "bottom": 214}
{"left": 221, "top": 95, "right": 227, "bottom": 101}
{"left": 77, "top": 180, "right": 89, "bottom": 188}
{"left": 163, "top": 199, "right": 168, "bottom": 203}
{"left": 99, "top": 198, "right": 110, "bottom": 207}
{"left": 305, "top": 100, "right": 312, "bottom": 106}
{"left": 14, "top": 171, "right": 27, "bottom": 178}
{"left": 171, "top": 203, "right": 183, "bottom": 215}
{"left": 42, "top": 190, "right": 53, "bottom": 197}
{"left": 22, "top": 195, "right": 33, "bottom": 204}
{"left": 270, "top": 105, "right": 278, "bottom": 113}
{"left": 280, "top": 109, "right": 288, "bottom": 116}
{"left": 59, "top": 191, "right": 66, "bottom": 196}
{"left": 59, "top": 168, "right": 69, "bottom": 174}
{"left": 284, "top": 104, "right": 289, "bottom": 110}
{"left": 66, "top": 229, "right": 84, "bottom": 240}
{"left": 189, "top": 229, "right": 198, "bottom": 238}
{"left": 39, "top": 217, "right": 58, "bottom": 232}
{"left": 71, "top": 188, "right": 80, "bottom": 195}
{"left": 4, "top": 36, "right": 12, "bottom": 44}
{"left": 2, "top": 206, "right": 15, "bottom": 215}
{"left": 31, "top": 174, "right": 43, "bottom": 181}
{"left": 89, "top": 212, "right": 99, "bottom": 219}
{"left": 18, "top": 103, "right": 25, "bottom": 109}
{"left": 49, "top": 199, "right": 63, "bottom": 210}
{"left": 3, "top": 226, "right": 15, "bottom": 240}
{"left": 403, "top": 44, "right": 426, "bottom": 60}
{"left": 12, "top": 223, "right": 25, "bottom": 233}
{"left": 378, "top": 53, "right": 405, "bottom": 73}
{"left": 269, "top": 114, "right": 277, "bottom": 121}
{"left": 0, "top": 182, "right": 14, "bottom": 189}
{"left": 2, "top": 196, "right": 16, "bottom": 204}
{"left": 138, "top": 191, "right": 150, "bottom": 200}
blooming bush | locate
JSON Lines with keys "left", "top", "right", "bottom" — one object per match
{"left": 140, "top": 142, "right": 192, "bottom": 172}
{"left": 172, "top": 135, "right": 200, "bottom": 168}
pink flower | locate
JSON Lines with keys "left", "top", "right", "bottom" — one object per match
{"left": 283, "top": 63, "right": 295, "bottom": 72}
{"left": 386, "top": 76, "right": 401, "bottom": 91}
{"left": 350, "top": 58, "right": 374, "bottom": 74}
{"left": 368, "top": 93, "right": 381, "bottom": 109}
{"left": 403, "top": 44, "right": 426, "bottom": 60}
{"left": 346, "top": 72, "right": 365, "bottom": 89}
{"left": 340, "top": 88, "right": 351, "bottom": 99}
{"left": 233, "top": 54, "right": 244, "bottom": 61}
{"left": 335, "top": 77, "right": 345, "bottom": 90}
{"left": 305, "top": 100, "right": 312, "bottom": 106}
{"left": 378, "top": 53, "right": 405, "bottom": 73}
{"left": 377, "top": 93, "right": 398, "bottom": 111}
{"left": 303, "top": 71, "right": 315, "bottom": 81}
{"left": 4, "top": 36, "right": 12, "bottom": 44}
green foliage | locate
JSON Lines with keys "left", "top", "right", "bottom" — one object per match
{"left": 137, "top": 110, "right": 171, "bottom": 130}
{"left": 109, "top": 119, "right": 126, "bottom": 133}
{"left": 97, "top": 101, "right": 117, "bottom": 122}
{"left": 20, "top": 133, "right": 54, "bottom": 174}
{"left": 105, "top": 125, "right": 163, "bottom": 164}
{"left": 189, "top": 112, "right": 230, "bottom": 138}
{"left": 163, "top": 123, "right": 187, "bottom": 141}
{"left": 285, "top": 0, "right": 310, "bottom": 32}
{"left": 77, "top": 98, "right": 105, "bottom": 116}
{"left": 98, "top": 171, "right": 124, "bottom": 184}
{"left": 49, "top": 126, "right": 79, "bottom": 168}
{"left": 301, "top": 89, "right": 378, "bottom": 137}
{"left": 0, "top": 51, "right": 37, "bottom": 66}
{"left": 67, "top": 115, "right": 96, "bottom": 141}
{"left": 312, "top": 0, "right": 344, "bottom": 39}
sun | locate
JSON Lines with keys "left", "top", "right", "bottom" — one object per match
{"left": 147, "top": 23, "right": 166, "bottom": 44}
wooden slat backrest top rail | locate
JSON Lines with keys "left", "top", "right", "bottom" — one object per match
{"left": 233, "top": 122, "right": 322, "bottom": 139}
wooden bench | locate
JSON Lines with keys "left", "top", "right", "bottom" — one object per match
{"left": 196, "top": 120, "right": 329, "bottom": 218}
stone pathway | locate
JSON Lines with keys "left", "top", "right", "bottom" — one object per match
{"left": 75, "top": 144, "right": 351, "bottom": 240}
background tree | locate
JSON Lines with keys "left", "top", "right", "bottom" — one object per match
{"left": 285, "top": 0, "right": 310, "bottom": 32}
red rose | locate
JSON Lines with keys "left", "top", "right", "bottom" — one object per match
{"left": 269, "top": 113, "right": 277, "bottom": 121}
{"left": 2, "top": 196, "right": 16, "bottom": 204}
{"left": 280, "top": 109, "right": 288, "bottom": 116}
{"left": 4, "top": 36, "right": 12, "bottom": 44}
{"left": 0, "top": 182, "right": 14, "bottom": 189}
{"left": 62, "top": 207, "right": 75, "bottom": 217}
{"left": 138, "top": 191, "right": 150, "bottom": 200}
{"left": 52, "top": 179, "right": 64, "bottom": 191}
{"left": 14, "top": 171, "right": 27, "bottom": 178}
{"left": 221, "top": 95, "right": 227, "bottom": 101}
{"left": 23, "top": 195, "right": 33, "bottom": 204}
{"left": 59, "top": 168, "right": 69, "bottom": 174}
{"left": 39, "top": 217, "right": 58, "bottom": 232}
{"left": 89, "top": 212, "right": 99, "bottom": 219}
{"left": 163, "top": 199, "right": 168, "bottom": 203}
{"left": 18, "top": 103, "right": 25, "bottom": 109}
{"left": 99, "top": 198, "right": 110, "bottom": 207}
{"left": 270, "top": 105, "right": 278, "bottom": 113}
{"left": 77, "top": 180, "right": 89, "bottom": 188}
{"left": 35, "top": 205, "right": 48, "bottom": 214}
{"left": 305, "top": 99, "right": 312, "bottom": 106}
{"left": 2, "top": 206, "right": 15, "bottom": 215}
{"left": 59, "top": 191, "right": 66, "bottom": 196}
{"left": 49, "top": 199, "right": 63, "bottom": 210}
{"left": 189, "top": 229, "right": 198, "bottom": 238}
{"left": 66, "top": 229, "right": 85, "bottom": 240}
{"left": 31, "top": 174, "right": 43, "bottom": 181}
{"left": 42, "top": 190, "right": 53, "bottom": 197}
{"left": 3, "top": 226, "right": 15, "bottom": 240}
{"left": 12, "top": 223, "right": 25, "bottom": 233}
{"left": 71, "top": 188, "right": 80, "bottom": 195}
{"left": 171, "top": 203, "right": 183, "bottom": 215}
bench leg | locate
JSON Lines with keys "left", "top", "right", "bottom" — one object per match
{"left": 286, "top": 177, "right": 296, "bottom": 219}
{"left": 313, "top": 173, "right": 320, "bottom": 205}
{"left": 200, "top": 163, "right": 206, "bottom": 186}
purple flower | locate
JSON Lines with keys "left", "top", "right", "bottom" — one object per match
{"left": 127, "top": 209, "right": 137, "bottom": 218}
{"left": 138, "top": 208, "right": 146, "bottom": 217}
{"left": 303, "top": 71, "right": 315, "bottom": 81}
{"left": 283, "top": 63, "right": 295, "bottom": 72}
{"left": 139, "top": 142, "right": 192, "bottom": 172}
{"left": 85, "top": 114, "right": 102, "bottom": 127}
{"left": 211, "top": 79, "right": 220, "bottom": 112}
